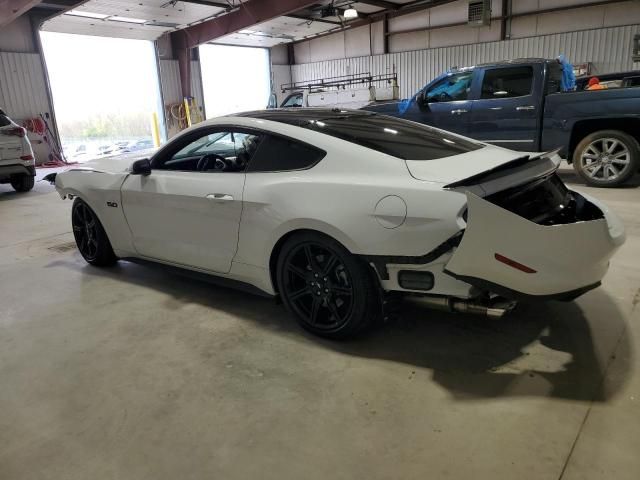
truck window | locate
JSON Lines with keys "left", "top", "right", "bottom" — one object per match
{"left": 281, "top": 93, "right": 303, "bottom": 108}
{"left": 425, "top": 72, "right": 473, "bottom": 103}
{"left": 481, "top": 66, "right": 533, "bottom": 99}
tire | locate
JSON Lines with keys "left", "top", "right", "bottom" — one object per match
{"left": 71, "top": 198, "right": 117, "bottom": 266}
{"left": 276, "top": 231, "right": 381, "bottom": 339}
{"left": 572, "top": 130, "right": 639, "bottom": 187}
{"left": 10, "top": 174, "right": 34, "bottom": 192}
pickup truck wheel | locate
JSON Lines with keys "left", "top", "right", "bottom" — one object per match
{"left": 573, "top": 130, "right": 639, "bottom": 187}
{"left": 10, "top": 174, "right": 34, "bottom": 192}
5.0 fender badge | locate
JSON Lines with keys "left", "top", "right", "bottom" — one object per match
{"left": 106, "top": 201, "right": 118, "bottom": 208}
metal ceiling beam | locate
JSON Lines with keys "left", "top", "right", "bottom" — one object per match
{"left": 177, "top": 0, "right": 231, "bottom": 8}
{"left": 172, "top": 0, "right": 319, "bottom": 50}
{"left": 171, "top": 0, "right": 318, "bottom": 97}
{"left": 0, "top": 0, "right": 42, "bottom": 27}
{"left": 357, "top": 0, "right": 400, "bottom": 9}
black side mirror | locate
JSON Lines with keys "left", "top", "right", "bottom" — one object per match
{"left": 416, "top": 91, "right": 430, "bottom": 112}
{"left": 131, "top": 158, "right": 151, "bottom": 176}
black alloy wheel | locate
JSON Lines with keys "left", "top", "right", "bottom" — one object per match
{"left": 71, "top": 199, "right": 117, "bottom": 266}
{"left": 277, "top": 232, "right": 381, "bottom": 339}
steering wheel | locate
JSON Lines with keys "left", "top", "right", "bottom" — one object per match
{"left": 197, "top": 153, "right": 227, "bottom": 172}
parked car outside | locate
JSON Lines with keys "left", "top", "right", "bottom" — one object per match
{"left": 0, "top": 108, "right": 36, "bottom": 192}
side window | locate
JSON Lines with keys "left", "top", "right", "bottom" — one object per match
{"left": 481, "top": 66, "right": 533, "bottom": 99}
{"left": 158, "top": 130, "right": 262, "bottom": 172}
{"left": 247, "top": 135, "right": 325, "bottom": 172}
{"left": 281, "top": 93, "right": 303, "bottom": 108}
{"left": 425, "top": 72, "right": 473, "bottom": 103}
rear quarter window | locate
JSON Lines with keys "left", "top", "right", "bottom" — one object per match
{"left": 0, "top": 114, "right": 12, "bottom": 127}
{"left": 247, "top": 134, "right": 325, "bottom": 172}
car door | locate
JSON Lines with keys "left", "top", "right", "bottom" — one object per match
{"left": 403, "top": 71, "right": 474, "bottom": 136}
{"left": 120, "top": 128, "right": 262, "bottom": 273}
{"left": 468, "top": 65, "right": 540, "bottom": 150}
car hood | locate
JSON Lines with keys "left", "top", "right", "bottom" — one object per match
{"left": 69, "top": 148, "right": 157, "bottom": 173}
{"left": 406, "top": 145, "right": 562, "bottom": 195}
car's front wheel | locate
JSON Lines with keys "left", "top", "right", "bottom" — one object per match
{"left": 276, "top": 232, "right": 381, "bottom": 339}
{"left": 71, "top": 198, "right": 117, "bottom": 266}
{"left": 10, "top": 174, "right": 34, "bottom": 192}
{"left": 573, "top": 130, "right": 639, "bottom": 187}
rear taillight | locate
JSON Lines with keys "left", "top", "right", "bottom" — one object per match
{"left": 2, "top": 127, "right": 26, "bottom": 137}
{"left": 494, "top": 253, "right": 537, "bottom": 274}
{"left": 20, "top": 154, "right": 34, "bottom": 161}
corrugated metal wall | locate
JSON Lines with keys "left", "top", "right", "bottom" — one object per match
{"left": 291, "top": 25, "right": 640, "bottom": 98}
{"left": 190, "top": 60, "right": 205, "bottom": 118}
{"left": 158, "top": 59, "right": 205, "bottom": 115}
{"left": 0, "top": 52, "right": 52, "bottom": 120}
{"left": 159, "top": 59, "right": 182, "bottom": 105}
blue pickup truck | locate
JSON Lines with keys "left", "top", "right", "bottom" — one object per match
{"left": 363, "top": 58, "right": 640, "bottom": 187}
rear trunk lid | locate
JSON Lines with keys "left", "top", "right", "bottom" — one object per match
{"left": 405, "top": 145, "right": 561, "bottom": 196}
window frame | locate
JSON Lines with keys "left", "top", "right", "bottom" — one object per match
{"left": 150, "top": 125, "right": 264, "bottom": 174}
{"left": 245, "top": 132, "right": 326, "bottom": 174}
{"left": 280, "top": 92, "right": 304, "bottom": 108}
{"left": 150, "top": 125, "right": 326, "bottom": 174}
{"left": 424, "top": 71, "right": 474, "bottom": 103}
{"left": 478, "top": 65, "right": 535, "bottom": 101}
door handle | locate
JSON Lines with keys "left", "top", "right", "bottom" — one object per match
{"left": 451, "top": 109, "right": 469, "bottom": 115}
{"left": 206, "top": 193, "right": 234, "bottom": 202}
{"left": 516, "top": 105, "right": 535, "bottom": 111}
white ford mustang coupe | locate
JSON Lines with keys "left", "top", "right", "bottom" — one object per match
{"left": 54, "top": 109, "right": 625, "bottom": 338}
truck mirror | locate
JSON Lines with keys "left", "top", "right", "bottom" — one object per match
{"left": 416, "top": 91, "right": 430, "bottom": 112}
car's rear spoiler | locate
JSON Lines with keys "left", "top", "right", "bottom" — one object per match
{"left": 443, "top": 149, "right": 561, "bottom": 190}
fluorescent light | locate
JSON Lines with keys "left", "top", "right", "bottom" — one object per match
{"left": 65, "top": 10, "right": 110, "bottom": 19}
{"left": 109, "top": 16, "right": 147, "bottom": 24}
{"left": 343, "top": 8, "right": 358, "bottom": 19}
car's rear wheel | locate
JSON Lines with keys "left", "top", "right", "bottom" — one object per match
{"left": 573, "top": 130, "right": 639, "bottom": 187}
{"left": 276, "top": 232, "right": 381, "bottom": 339}
{"left": 71, "top": 198, "right": 117, "bottom": 266}
{"left": 10, "top": 174, "right": 34, "bottom": 192}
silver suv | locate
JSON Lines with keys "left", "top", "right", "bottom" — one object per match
{"left": 0, "top": 108, "right": 36, "bottom": 192}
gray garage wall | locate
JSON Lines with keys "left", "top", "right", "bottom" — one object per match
{"left": 289, "top": 24, "right": 640, "bottom": 99}
{"left": 292, "top": 0, "right": 640, "bottom": 63}
{"left": 0, "top": 16, "right": 57, "bottom": 164}
{"left": 158, "top": 59, "right": 206, "bottom": 115}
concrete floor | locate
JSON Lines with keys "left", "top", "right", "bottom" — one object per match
{"left": 0, "top": 167, "right": 638, "bottom": 480}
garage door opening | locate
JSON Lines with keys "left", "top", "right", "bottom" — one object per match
{"left": 199, "top": 44, "right": 270, "bottom": 118}
{"left": 40, "top": 32, "right": 163, "bottom": 162}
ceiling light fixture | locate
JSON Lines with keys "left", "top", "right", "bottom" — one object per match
{"left": 64, "top": 10, "right": 110, "bottom": 19}
{"left": 343, "top": 7, "right": 358, "bottom": 19}
{"left": 110, "top": 16, "right": 147, "bottom": 24}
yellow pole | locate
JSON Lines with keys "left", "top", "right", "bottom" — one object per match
{"left": 151, "top": 112, "right": 161, "bottom": 147}
{"left": 184, "top": 98, "right": 192, "bottom": 128}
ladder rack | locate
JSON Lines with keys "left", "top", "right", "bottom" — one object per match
{"left": 281, "top": 72, "right": 397, "bottom": 92}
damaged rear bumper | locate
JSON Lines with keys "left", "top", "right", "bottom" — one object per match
{"left": 444, "top": 186, "right": 624, "bottom": 299}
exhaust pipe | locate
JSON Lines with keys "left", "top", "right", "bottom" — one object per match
{"left": 418, "top": 296, "right": 516, "bottom": 319}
